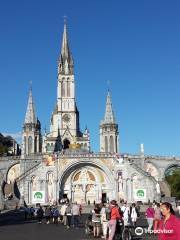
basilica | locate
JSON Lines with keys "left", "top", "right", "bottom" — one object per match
{"left": 2, "top": 23, "right": 180, "bottom": 208}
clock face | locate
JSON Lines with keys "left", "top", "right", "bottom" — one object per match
{"left": 62, "top": 114, "right": 71, "bottom": 123}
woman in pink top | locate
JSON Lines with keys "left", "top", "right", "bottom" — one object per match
{"left": 158, "top": 202, "right": 180, "bottom": 240}
{"left": 145, "top": 205, "right": 155, "bottom": 232}
{"left": 154, "top": 203, "right": 162, "bottom": 231}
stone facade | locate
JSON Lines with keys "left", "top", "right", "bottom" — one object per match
{"left": 16, "top": 153, "right": 159, "bottom": 204}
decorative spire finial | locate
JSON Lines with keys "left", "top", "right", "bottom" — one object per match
{"left": 107, "top": 80, "right": 111, "bottom": 92}
{"left": 63, "top": 15, "right": 67, "bottom": 25}
{"left": 29, "top": 80, "right": 32, "bottom": 91}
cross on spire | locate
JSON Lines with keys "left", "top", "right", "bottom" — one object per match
{"left": 107, "top": 80, "right": 111, "bottom": 91}
{"left": 63, "top": 15, "right": 67, "bottom": 24}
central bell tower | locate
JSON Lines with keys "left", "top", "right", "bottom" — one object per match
{"left": 56, "top": 22, "right": 80, "bottom": 138}
{"left": 44, "top": 22, "right": 90, "bottom": 152}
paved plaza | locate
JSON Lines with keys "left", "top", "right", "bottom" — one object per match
{"left": 0, "top": 221, "right": 87, "bottom": 240}
{"left": 0, "top": 213, "right": 159, "bottom": 240}
{"left": 0, "top": 222, "right": 157, "bottom": 240}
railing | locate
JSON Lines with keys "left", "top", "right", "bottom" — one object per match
{"left": 0, "top": 155, "right": 21, "bottom": 161}
{"left": 129, "top": 160, "right": 157, "bottom": 184}
{"left": 0, "top": 151, "right": 180, "bottom": 161}
{"left": 16, "top": 162, "right": 41, "bottom": 183}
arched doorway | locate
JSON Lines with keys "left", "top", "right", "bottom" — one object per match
{"left": 63, "top": 139, "right": 70, "bottom": 149}
{"left": 59, "top": 162, "right": 114, "bottom": 204}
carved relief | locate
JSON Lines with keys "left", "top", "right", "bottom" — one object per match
{"left": 31, "top": 176, "right": 39, "bottom": 191}
{"left": 47, "top": 172, "right": 54, "bottom": 203}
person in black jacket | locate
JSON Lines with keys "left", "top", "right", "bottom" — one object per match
{"left": 37, "top": 205, "right": 44, "bottom": 223}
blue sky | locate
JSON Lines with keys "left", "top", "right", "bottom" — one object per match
{"left": 0, "top": 0, "right": 180, "bottom": 156}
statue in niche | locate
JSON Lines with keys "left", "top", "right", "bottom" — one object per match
{"left": 118, "top": 171, "right": 123, "bottom": 192}
{"left": 47, "top": 173, "right": 54, "bottom": 203}
{"left": 32, "top": 176, "right": 39, "bottom": 191}
{"left": 132, "top": 175, "right": 139, "bottom": 189}
{"left": 156, "top": 182, "right": 161, "bottom": 194}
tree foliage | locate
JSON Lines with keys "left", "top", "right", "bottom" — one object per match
{"left": 0, "top": 133, "right": 13, "bottom": 156}
{"left": 166, "top": 169, "right": 180, "bottom": 199}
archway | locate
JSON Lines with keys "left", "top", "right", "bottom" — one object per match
{"left": 63, "top": 139, "right": 70, "bottom": 149}
{"left": 59, "top": 161, "right": 114, "bottom": 204}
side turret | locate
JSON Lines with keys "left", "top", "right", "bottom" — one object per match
{"left": 100, "top": 91, "right": 119, "bottom": 153}
{"left": 22, "top": 88, "right": 42, "bottom": 156}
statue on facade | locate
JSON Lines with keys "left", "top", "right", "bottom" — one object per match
{"left": 156, "top": 182, "right": 161, "bottom": 194}
{"left": 118, "top": 171, "right": 123, "bottom": 192}
{"left": 132, "top": 175, "right": 139, "bottom": 189}
{"left": 47, "top": 173, "right": 54, "bottom": 203}
{"left": 31, "top": 176, "right": 39, "bottom": 191}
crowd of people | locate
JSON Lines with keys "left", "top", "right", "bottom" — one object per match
{"left": 23, "top": 199, "right": 180, "bottom": 240}
{"left": 27, "top": 201, "right": 82, "bottom": 228}
{"left": 88, "top": 200, "right": 140, "bottom": 239}
{"left": 89, "top": 200, "right": 180, "bottom": 240}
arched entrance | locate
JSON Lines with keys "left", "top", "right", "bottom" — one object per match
{"left": 63, "top": 139, "right": 70, "bottom": 149}
{"left": 59, "top": 162, "right": 114, "bottom": 204}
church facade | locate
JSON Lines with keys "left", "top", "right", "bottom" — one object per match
{"left": 1, "top": 23, "right": 180, "bottom": 207}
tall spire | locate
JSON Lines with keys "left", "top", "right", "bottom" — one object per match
{"left": 58, "top": 21, "right": 74, "bottom": 75}
{"left": 100, "top": 90, "right": 119, "bottom": 153}
{"left": 24, "top": 88, "right": 37, "bottom": 124}
{"left": 103, "top": 91, "right": 116, "bottom": 123}
{"left": 61, "top": 21, "right": 70, "bottom": 59}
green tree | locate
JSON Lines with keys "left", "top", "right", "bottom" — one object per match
{"left": 0, "top": 133, "right": 13, "bottom": 156}
{"left": 166, "top": 169, "right": 180, "bottom": 199}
